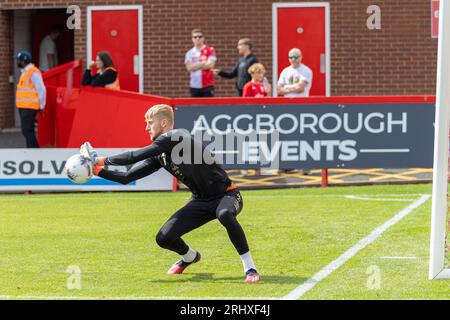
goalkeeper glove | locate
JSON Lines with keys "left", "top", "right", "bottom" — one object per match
{"left": 80, "top": 141, "right": 99, "bottom": 164}
{"left": 80, "top": 142, "right": 106, "bottom": 166}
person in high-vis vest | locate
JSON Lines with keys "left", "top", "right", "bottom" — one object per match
{"left": 82, "top": 51, "right": 120, "bottom": 90}
{"left": 16, "top": 51, "right": 46, "bottom": 148}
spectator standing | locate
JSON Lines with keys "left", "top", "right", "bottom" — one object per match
{"left": 242, "top": 63, "right": 268, "bottom": 98}
{"left": 277, "top": 48, "right": 313, "bottom": 97}
{"left": 213, "top": 38, "right": 258, "bottom": 96}
{"left": 82, "top": 51, "right": 120, "bottom": 90}
{"left": 39, "top": 25, "right": 62, "bottom": 72}
{"left": 185, "top": 29, "right": 216, "bottom": 97}
{"left": 15, "top": 51, "right": 46, "bottom": 148}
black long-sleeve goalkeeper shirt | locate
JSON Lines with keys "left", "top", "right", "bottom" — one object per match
{"left": 98, "top": 129, "right": 234, "bottom": 200}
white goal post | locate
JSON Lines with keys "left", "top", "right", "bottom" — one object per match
{"left": 430, "top": 0, "right": 450, "bottom": 280}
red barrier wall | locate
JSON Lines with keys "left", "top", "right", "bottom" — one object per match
{"left": 42, "top": 59, "right": 82, "bottom": 88}
{"left": 37, "top": 86, "right": 57, "bottom": 147}
{"left": 54, "top": 87, "right": 80, "bottom": 147}
{"left": 38, "top": 60, "right": 83, "bottom": 147}
{"left": 66, "top": 87, "right": 171, "bottom": 148}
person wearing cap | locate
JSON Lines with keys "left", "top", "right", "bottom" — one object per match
{"left": 213, "top": 38, "right": 258, "bottom": 96}
{"left": 15, "top": 51, "right": 46, "bottom": 148}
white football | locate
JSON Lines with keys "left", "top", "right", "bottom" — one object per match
{"left": 65, "top": 154, "right": 93, "bottom": 184}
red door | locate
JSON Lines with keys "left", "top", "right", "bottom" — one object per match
{"left": 88, "top": 6, "right": 142, "bottom": 92}
{"left": 273, "top": 4, "right": 329, "bottom": 96}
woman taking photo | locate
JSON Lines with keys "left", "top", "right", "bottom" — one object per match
{"left": 82, "top": 51, "right": 120, "bottom": 90}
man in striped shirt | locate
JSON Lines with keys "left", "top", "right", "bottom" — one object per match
{"left": 185, "top": 29, "right": 217, "bottom": 97}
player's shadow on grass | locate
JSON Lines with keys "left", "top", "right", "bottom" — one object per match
{"left": 147, "top": 273, "right": 306, "bottom": 284}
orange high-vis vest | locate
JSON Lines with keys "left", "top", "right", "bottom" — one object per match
{"left": 16, "top": 64, "right": 42, "bottom": 110}
{"left": 97, "top": 67, "right": 120, "bottom": 90}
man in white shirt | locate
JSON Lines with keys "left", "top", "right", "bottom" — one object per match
{"left": 39, "top": 26, "right": 61, "bottom": 72}
{"left": 185, "top": 29, "right": 217, "bottom": 97}
{"left": 277, "top": 48, "right": 313, "bottom": 97}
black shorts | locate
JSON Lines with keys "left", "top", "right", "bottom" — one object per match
{"left": 156, "top": 189, "right": 245, "bottom": 252}
{"left": 163, "top": 189, "right": 243, "bottom": 233}
{"left": 160, "top": 189, "right": 243, "bottom": 239}
{"left": 190, "top": 86, "right": 215, "bottom": 97}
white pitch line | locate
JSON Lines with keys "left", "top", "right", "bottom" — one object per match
{"left": 281, "top": 194, "right": 431, "bottom": 300}
{"left": 380, "top": 256, "right": 418, "bottom": 260}
{"left": 0, "top": 295, "right": 276, "bottom": 300}
{"left": 344, "top": 195, "right": 417, "bottom": 202}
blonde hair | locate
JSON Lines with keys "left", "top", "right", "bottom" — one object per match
{"left": 145, "top": 104, "right": 174, "bottom": 124}
{"left": 248, "top": 63, "right": 266, "bottom": 75}
{"left": 238, "top": 38, "right": 253, "bottom": 49}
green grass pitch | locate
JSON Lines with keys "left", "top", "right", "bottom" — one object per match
{"left": 0, "top": 183, "right": 448, "bottom": 300}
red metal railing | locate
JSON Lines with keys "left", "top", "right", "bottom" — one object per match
{"left": 43, "top": 59, "right": 82, "bottom": 88}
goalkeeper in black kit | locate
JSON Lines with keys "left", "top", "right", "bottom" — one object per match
{"left": 80, "top": 104, "right": 259, "bottom": 283}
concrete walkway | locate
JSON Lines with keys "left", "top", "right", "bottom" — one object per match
{"left": 0, "top": 129, "right": 26, "bottom": 148}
